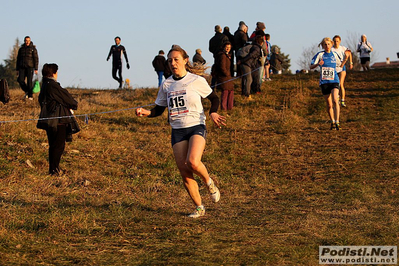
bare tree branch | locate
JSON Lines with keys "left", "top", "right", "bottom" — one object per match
{"left": 297, "top": 43, "right": 319, "bottom": 70}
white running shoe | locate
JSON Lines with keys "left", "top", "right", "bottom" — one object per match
{"left": 208, "top": 179, "right": 220, "bottom": 203}
{"left": 188, "top": 206, "right": 205, "bottom": 218}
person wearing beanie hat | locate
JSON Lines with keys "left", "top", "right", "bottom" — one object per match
{"left": 249, "top": 24, "right": 269, "bottom": 83}
{"left": 250, "top": 21, "right": 266, "bottom": 40}
{"left": 256, "top": 22, "right": 266, "bottom": 30}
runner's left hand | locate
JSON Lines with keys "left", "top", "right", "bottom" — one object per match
{"left": 210, "top": 113, "right": 226, "bottom": 128}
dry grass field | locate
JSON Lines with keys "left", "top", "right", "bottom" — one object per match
{"left": 0, "top": 69, "right": 398, "bottom": 265}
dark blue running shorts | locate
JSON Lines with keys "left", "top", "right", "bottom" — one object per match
{"left": 171, "top": 124, "right": 207, "bottom": 146}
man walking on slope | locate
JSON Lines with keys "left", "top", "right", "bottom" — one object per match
{"left": 107, "top": 36, "right": 130, "bottom": 88}
{"left": 16, "top": 36, "right": 39, "bottom": 100}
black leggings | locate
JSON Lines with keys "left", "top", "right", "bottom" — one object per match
{"left": 112, "top": 63, "right": 123, "bottom": 85}
{"left": 17, "top": 68, "right": 34, "bottom": 97}
{"left": 46, "top": 124, "right": 67, "bottom": 175}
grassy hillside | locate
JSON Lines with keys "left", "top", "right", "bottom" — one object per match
{"left": 0, "top": 69, "right": 398, "bottom": 265}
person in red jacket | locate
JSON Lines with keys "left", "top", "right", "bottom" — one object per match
{"left": 214, "top": 42, "right": 234, "bottom": 111}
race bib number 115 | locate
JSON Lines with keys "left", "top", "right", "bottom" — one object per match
{"left": 168, "top": 90, "right": 189, "bottom": 117}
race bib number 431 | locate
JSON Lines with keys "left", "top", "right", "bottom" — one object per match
{"left": 322, "top": 67, "right": 335, "bottom": 80}
{"left": 168, "top": 90, "right": 189, "bottom": 117}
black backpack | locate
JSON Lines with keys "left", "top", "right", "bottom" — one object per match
{"left": 0, "top": 79, "right": 10, "bottom": 104}
{"left": 236, "top": 43, "right": 253, "bottom": 59}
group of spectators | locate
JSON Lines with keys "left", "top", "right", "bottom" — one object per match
{"left": 206, "top": 21, "right": 283, "bottom": 109}
{"left": 149, "top": 21, "right": 283, "bottom": 112}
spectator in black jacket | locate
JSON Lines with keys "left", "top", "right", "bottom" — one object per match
{"left": 270, "top": 47, "right": 284, "bottom": 75}
{"left": 193, "top": 49, "right": 206, "bottom": 66}
{"left": 223, "top": 26, "right": 235, "bottom": 50}
{"left": 234, "top": 22, "right": 249, "bottom": 54}
{"left": 163, "top": 60, "right": 172, "bottom": 79}
{"left": 209, "top": 25, "right": 229, "bottom": 89}
{"left": 152, "top": 50, "right": 166, "bottom": 87}
{"left": 209, "top": 25, "right": 229, "bottom": 58}
{"left": 234, "top": 23, "right": 249, "bottom": 76}
{"left": 16, "top": 36, "right": 39, "bottom": 100}
{"left": 107, "top": 36, "right": 130, "bottom": 88}
{"left": 37, "top": 63, "right": 78, "bottom": 176}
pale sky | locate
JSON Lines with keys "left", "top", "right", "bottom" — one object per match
{"left": 2, "top": 0, "right": 398, "bottom": 89}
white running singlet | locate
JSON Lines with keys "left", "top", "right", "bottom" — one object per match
{"left": 331, "top": 45, "right": 348, "bottom": 73}
{"left": 155, "top": 72, "right": 212, "bottom": 129}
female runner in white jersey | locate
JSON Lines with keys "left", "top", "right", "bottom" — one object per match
{"left": 332, "top": 35, "right": 353, "bottom": 107}
{"left": 136, "top": 46, "right": 226, "bottom": 218}
{"left": 357, "top": 34, "right": 373, "bottom": 71}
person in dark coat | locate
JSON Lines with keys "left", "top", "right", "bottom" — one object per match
{"left": 152, "top": 50, "right": 166, "bottom": 87}
{"left": 237, "top": 35, "right": 264, "bottom": 98}
{"left": 233, "top": 22, "right": 249, "bottom": 54}
{"left": 270, "top": 47, "right": 284, "bottom": 74}
{"left": 16, "top": 36, "right": 39, "bottom": 100}
{"left": 38, "top": 63, "right": 78, "bottom": 176}
{"left": 209, "top": 25, "right": 229, "bottom": 58}
{"left": 163, "top": 60, "right": 172, "bottom": 79}
{"left": 233, "top": 23, "right": 249, "bottom": 77}
{"left": 223, "top": 27, "right": 235, "bottom": 49}
{"left": 223, "top": 26, "right": 235, "bottom": 77}
{"left": 209, "top": 25, "right": 229, "bottom": 89}
{"left": 214, "top": 42, "right": 234, "bottom": 111}
{"left": 193, "top": 49, "right": 206, "bottom": 65}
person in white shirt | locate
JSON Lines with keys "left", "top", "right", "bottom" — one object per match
{"left": 357, "top": 34, "right": 373, "bottom": 71}
{"left": 136, "top": 46, "right": 226, "bottom": 218}
{"left": 332, "top": 35, "right": 353, "bottom": 107}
